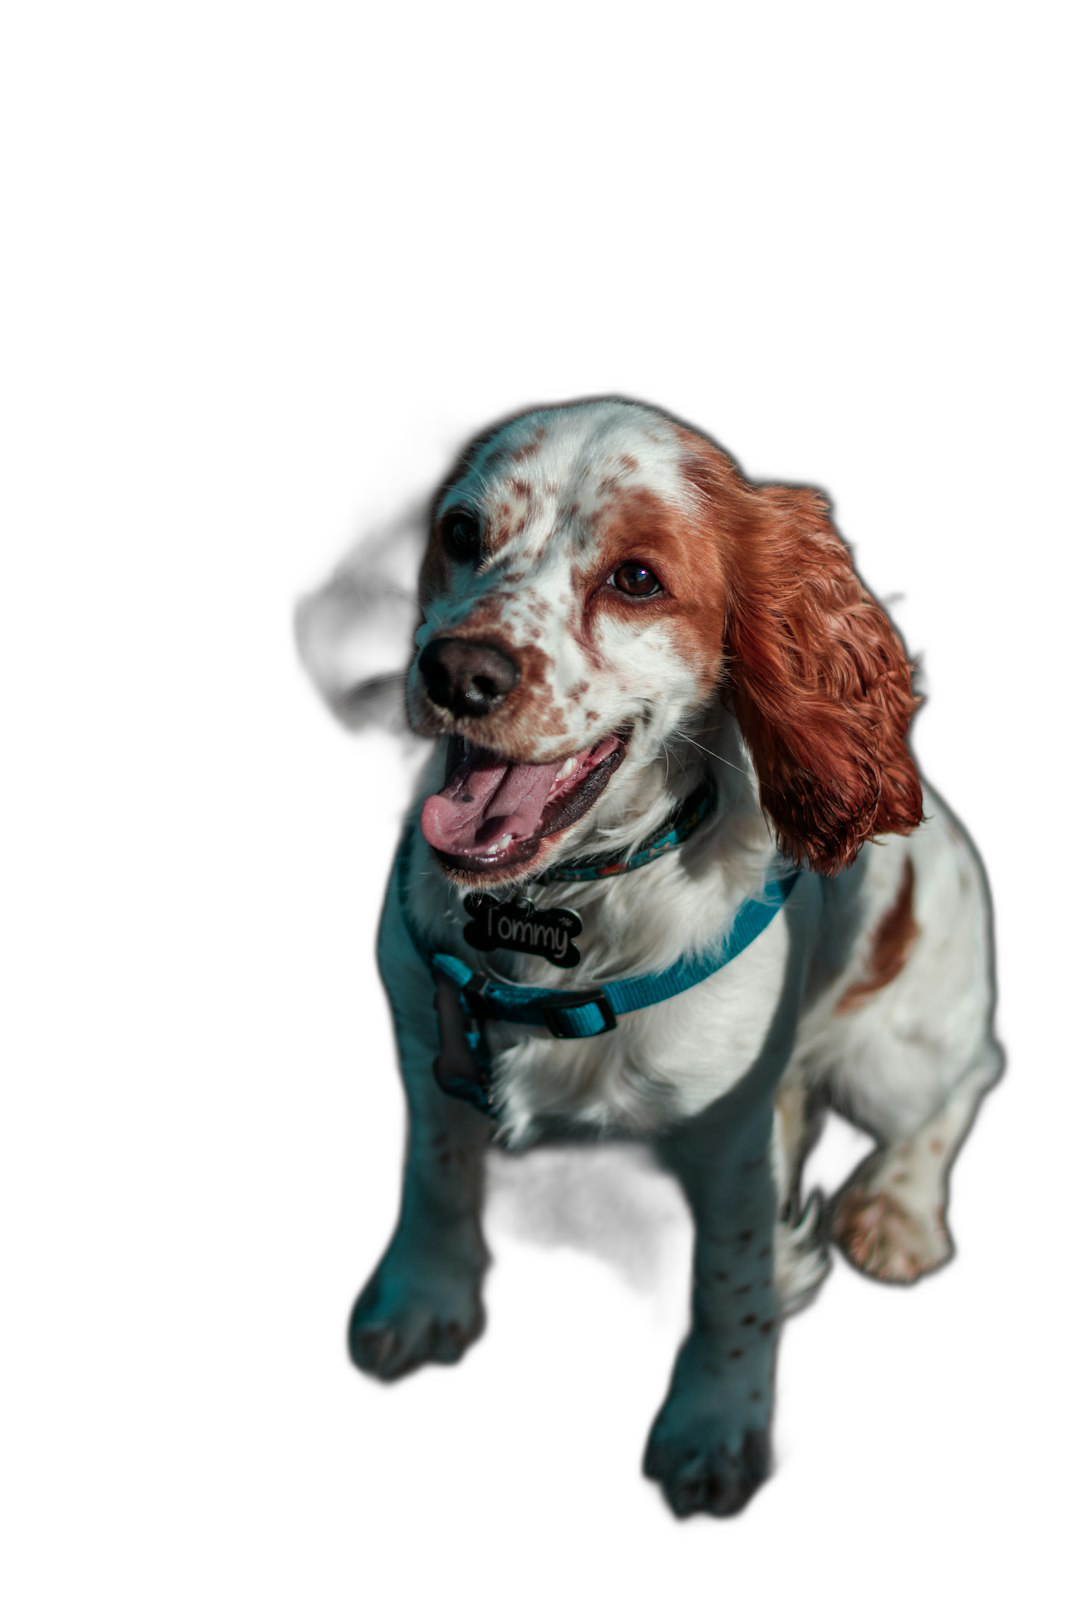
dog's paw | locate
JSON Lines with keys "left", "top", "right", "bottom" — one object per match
{"left": 347, "top": 1261, "right": 486, "bottom": 1381}
{"left": 832, "top": 1183, "right": 951, "bottom": 1283}
{"left": 644, "top": 1411, "right": 770, "bottom": 1518}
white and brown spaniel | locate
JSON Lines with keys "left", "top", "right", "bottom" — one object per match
{"left": 297, "top": 398, "right": 1002, "bottom": 1518}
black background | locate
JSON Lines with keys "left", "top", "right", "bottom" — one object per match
{"left": 271, "top": 305, "right": 1045, "bottom": 1559}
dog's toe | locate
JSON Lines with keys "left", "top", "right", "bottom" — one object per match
{"left": 832, "top": 1185, "right": 951, "bottom": 1283}
{"left": 347, "top": 1265, "right": 485, "bottom": 1380}
{"left": 645, "top": 1422, "right": 770, "bottom": 1519}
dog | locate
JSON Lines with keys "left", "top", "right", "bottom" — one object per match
{"left": 297, "top": 398, "right": 1002, "bottom": 1517}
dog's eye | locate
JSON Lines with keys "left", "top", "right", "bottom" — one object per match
{"left": 443, "top": 509, "right": 483, "bottom": 563}
{"left": 610, "top": 561, "right": 662, "bottom": 598}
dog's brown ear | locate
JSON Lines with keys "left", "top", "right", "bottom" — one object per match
{"left": 721, "top": 479, "right": 923, "bottom": 875}
{"left": 294, "top": 506, "right": 424, "bottom": 732}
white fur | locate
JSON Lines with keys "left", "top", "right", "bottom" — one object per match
{"left": 345, "top": 399, "right": 1000, "bottom": 1513}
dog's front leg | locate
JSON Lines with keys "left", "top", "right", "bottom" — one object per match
{"left": 645, "top": 1091, "right": 780, "bottom": 1517}
{"left": 347, "top": 873, "right": 492, "bottom": 1381}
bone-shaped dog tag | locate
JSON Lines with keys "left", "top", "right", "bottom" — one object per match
{"left": 463, "top": 894, "right": 582, "bottom": 968}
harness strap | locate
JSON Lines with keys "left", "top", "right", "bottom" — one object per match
{"left": 394, "top": 804, "right": 800, "bottom": 1116}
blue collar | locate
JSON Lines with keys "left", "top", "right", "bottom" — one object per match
{"left": 397, "top": 826, "right": 800, "bottom": 1116}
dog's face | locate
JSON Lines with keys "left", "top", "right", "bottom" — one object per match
{"left": 409, "top": 399, "right": 922, "bottom": 886}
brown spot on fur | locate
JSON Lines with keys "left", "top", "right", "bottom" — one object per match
{"left": 729, "top": 1348, "right": 744, "bottom": 1360}
{"left": 488, "top": 502, "right": 514, "bottom": 552}
{"left": 509, "top": 432, "right": 547, "bottom": 464}
{"left": 741, "top": 1313, "right": 758, "bottom": 1326}
{"left": 929, "top": 1138, "right": 945, "bottom": 1155}
{"left": 836, "top": 857, "right": 918, "bottom": 1012}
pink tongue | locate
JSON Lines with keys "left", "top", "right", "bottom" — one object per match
{"left": 420, "top": 749, "right": 563, "bottom": 856}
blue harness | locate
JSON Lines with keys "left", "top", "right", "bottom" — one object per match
{"left": 398, "top": 788, "right": 800, "bottom": 1116}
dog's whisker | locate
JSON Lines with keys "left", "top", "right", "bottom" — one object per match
{"left": 380, "top": 586, "right": 420, "bottom": 608}
{"left": 670, "top": 728, "right": 765, "bottom": 789}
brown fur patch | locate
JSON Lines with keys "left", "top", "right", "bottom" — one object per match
{"left": 675, "top": 427, "right": 923, "bottom": 874}
{"left": 836, "top": 857, "right": 919, "bottom": 1012}
{"left": 509, "top": 431, "right": 547, "bottom": 463}
{"left": 571, "top": 484, "right": 729, "bottom": 687}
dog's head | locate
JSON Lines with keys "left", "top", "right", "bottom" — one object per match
{"left": 402, "top": 400, "right": 922, "bottom": 885}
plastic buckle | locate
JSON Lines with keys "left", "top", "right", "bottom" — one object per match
{"left": 542, "top": 989, "right": 618, "bottom": 1039}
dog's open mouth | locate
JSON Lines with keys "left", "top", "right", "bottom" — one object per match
{"left": 420, "top": 733, "right": 627, "bottom": 878}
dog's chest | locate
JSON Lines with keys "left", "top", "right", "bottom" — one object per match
{"left": 452, "top": 889, "right": 799, "bottom": 1144}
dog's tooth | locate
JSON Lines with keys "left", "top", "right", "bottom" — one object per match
{"left": 486, "top": 833, "right": 513, "bottom": 854}
{"left": 554, "top": 755, "right": 578, "bottom": 783}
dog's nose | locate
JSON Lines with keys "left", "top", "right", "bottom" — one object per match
{"left": 419, "top": 637, "right": 520, "bottom": 718}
